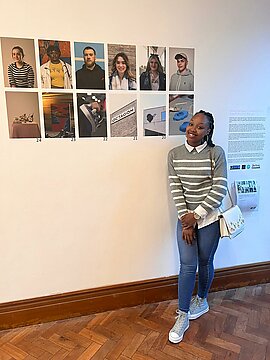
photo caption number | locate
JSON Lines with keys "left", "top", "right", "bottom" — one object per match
{"left": 36, "top": 137, "right": 41, "bottom": 142}
{"left": 162, "top": 135, "right": 166, "bottom": 140}
{"left": 103, "top": 137, "right": 108, "bottom": 141}
{"left": 71, "top": 137, "right": 76, "bottom": 142}
{"left": 133, "top": 135, "right": 138, "bottom": 140}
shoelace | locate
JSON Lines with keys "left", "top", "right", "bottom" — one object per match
{"left": 172, "top": 310, "right": 187, "bottom": 331}
{"left": 191, "top": 296, "right": 200, "bottom": 306}
{"left": 190, "top": 296, "right": 204, "bottom": 310}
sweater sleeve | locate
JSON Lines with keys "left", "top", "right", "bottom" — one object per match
{"left": 8, "top": 64, "right": 16, "bottom": 87}
{"left": 196, "top": 147, "right": 227, "bottom": 214}
{"left": 27, "top": 65, "right": 35, "bottom": 88}
{"left": 168, "top": 149, "right": 188, "bottom": 218}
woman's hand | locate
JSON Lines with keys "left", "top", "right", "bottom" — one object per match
{"left": 181, "top": 213, "right": 197, "bottom": 228}
{"left": 182, "top": 227, "right": 196, "bottom": 245}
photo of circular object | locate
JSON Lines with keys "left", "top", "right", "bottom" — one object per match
{"left": 173, "top": 110, "right": 188, "bottom": 121}
{"left": 147, "top": 114, "right": 154, "bottom": 122}
{"left": 179, "top": 122, "right": 189, "bottom": 132}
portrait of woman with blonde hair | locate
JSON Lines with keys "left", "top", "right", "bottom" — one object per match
{"left": 140, "top": 54, "right": 166, "bottom": 91}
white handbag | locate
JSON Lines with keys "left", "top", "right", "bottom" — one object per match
{"left": 219, "top": 204, "right": 245, "bottom": 238}
{"left": 209, "top": 149, "right": 244, "bottom": 239}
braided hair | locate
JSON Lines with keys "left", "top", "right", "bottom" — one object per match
{"left": 195, "top": 110, "right": 215, "bottom": 147}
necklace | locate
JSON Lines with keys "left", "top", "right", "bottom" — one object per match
{"left": 150, "top": 72, "right": 158, "bottom": 83}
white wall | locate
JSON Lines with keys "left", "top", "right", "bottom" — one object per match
{"left": 0, "top": 0, "right": 269, "bottom": 303}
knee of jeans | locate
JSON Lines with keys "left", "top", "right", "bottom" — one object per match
{"left": 180, "top": 263, "right": 197, "bottom": 275}
{"left": 198, "top": 254, "right": 215, "bottom": 266}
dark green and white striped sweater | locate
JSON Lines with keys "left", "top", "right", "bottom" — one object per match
{"left": 168, "top": 144, "right": 227, "bottom": 218}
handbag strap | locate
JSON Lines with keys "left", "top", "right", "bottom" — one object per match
{"left": 209, "top": 148, "right": 233, "bottom": 206}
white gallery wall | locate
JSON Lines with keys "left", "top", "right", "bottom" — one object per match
{"left": 0, "top": 0, "right": 269, "bottom": 303}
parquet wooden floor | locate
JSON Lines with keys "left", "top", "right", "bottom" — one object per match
{"left": 0, "top": 284, "right": 269, "bottom": 360}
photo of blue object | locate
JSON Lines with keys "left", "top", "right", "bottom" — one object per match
{"left": 179, "top": 122, "right": 189, "bottom": 132}
{"left": 169, "top": 94, "right": 194, "bottom": 135}
{"left": 161, "top": 111, "right": 166, "bottom": 121}
{"left": 173, "top": 110, "right": 188, "bottom": 121}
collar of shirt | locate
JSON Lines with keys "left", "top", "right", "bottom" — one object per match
{"left": 185, "top": 140, "right": 207, "bottom": 153}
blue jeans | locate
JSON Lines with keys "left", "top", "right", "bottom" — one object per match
{"left": 177, "top": 220, "right": 220, "bottom": 312}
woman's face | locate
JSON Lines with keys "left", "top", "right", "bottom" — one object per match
{"left": 149, "top": 58, "right": 159, "bottom": 72}
{"left": 186, "top": 113, "right": 210, "bottom": 147}
{"left": 115, "top": 56, "right": 127, "bottom": 76}
{"left": 12, "top": 49, "right": 23, "bottom": 63}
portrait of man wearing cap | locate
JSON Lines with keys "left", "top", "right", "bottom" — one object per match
{"left": 40, "top": 44, "right": 72, "bottom": 89}
{"left": 169, "top": 52, "right": 194, "bottom": 91}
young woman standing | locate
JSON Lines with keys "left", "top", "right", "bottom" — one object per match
{"left": 168, "top": 110, "right": 227, "bottom": 343}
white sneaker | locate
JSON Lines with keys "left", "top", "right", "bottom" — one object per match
{"left": 169, "top": 309, "right": 189, "bottom": 343}
{"left": 189, "top": 295, "right": 209, "bottom": 320}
